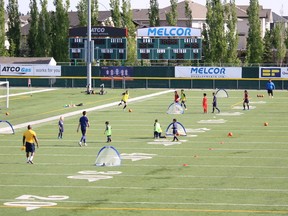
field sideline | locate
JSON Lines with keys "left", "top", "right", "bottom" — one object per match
{"left": 0, "top": 87, "right": 288, "bottom": 216}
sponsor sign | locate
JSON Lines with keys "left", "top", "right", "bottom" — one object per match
{"left": 0, "top": 65, "right": 61, "bottom": 76}
{"left": 175, "top": 66, "right": 242, "bottom": 78}
{"left": 137, "top": 27, "right": 201, "bottom": 37}
{"left": 259, "top": 67, "right": 288, "bottom": 78}
{"left": 69, "top": 26, "right": 127, "bottom": 37}
{"left": 100, "top": 66, "right": 133, "bottom": 77}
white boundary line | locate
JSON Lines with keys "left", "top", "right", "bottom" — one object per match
{"left": 0, "top": 88, "right": 56, "bottom": 98}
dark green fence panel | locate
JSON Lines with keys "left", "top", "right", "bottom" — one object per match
{"left": 242, "top": 67, "right": 259, "bottom": 78}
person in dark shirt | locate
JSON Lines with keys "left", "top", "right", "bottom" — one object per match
{"left": 77, "top": 111, "right": 90, "bottom": 146}
{"left": 212, "top": 92, "right": 220, "bottom": 113}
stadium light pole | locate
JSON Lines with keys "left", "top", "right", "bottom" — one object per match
{"left": 86, "top": 0, "right": 92, "bottom": 93}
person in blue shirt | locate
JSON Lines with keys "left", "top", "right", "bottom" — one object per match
{"left": 266, "top": 79, "right": 275, "bottom": 98}
{"left": 77, "top": 111, "right": 90, "bottom": 146}
{"left": 172, "top": 118, "right": 179, "bottom": 142}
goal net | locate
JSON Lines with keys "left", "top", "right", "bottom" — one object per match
{"left": 0, "top": 120, "right": 15, "bottom": 134}
{"left": 0, "top": 81, "right": 9, "bottom": 109}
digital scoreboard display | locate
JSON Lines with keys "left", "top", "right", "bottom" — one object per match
{"left": 69, "top": 38, "right": 127, "bottom": 60}
{"left": 136, "top": 38, "right": 202, "bottom": 60}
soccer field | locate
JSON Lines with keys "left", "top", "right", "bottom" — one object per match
{"left": 0, "top": 87, "right": 288, "bottom": 216}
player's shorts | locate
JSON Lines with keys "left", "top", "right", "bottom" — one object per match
{"left": 25, "top": 142, "right": 35, "bottom": 153}
{"left": 267, "top": 89, "right": 273, "bottom": 94}
{"left": 81, "top": 128, "right": 87, "bottom": 136}
{"left": 244, "top": 99, "right": 249, "bottom": 103}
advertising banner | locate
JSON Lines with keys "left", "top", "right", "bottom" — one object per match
{"left": 175, "top": 66, "right": 242, "bottom": 78}
{"left": 0, "top": 65, "right": 61, "bottom": 76}
{"left": 137, "top": 27, "right": 201, "bottom": 37}
{"left": 100, "top": 66, "right": 133, "bottom": 77}
{"left": 259, "top": 67, "right": 288, "bottom": 78}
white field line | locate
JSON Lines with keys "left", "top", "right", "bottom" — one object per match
{"left": 6, "top": 89, "right": 175, "bottom": 131}
{"left": 1, "top": 198, "right": 288, "bottom": 208}
{"left": 0, "top": 184, "right": 287, "bottom": 193}
{"left": 0, "top": 88, "right": 56, "bottom": 98}
{"left": 1, "top": 172, "right": 288, "bottom": 179}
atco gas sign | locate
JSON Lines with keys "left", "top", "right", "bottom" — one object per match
{"left": 0, "top": 64, "right": 61, "bottom": 76}
{"left": 137, "top": 27, "right": 201, "bottom": 37}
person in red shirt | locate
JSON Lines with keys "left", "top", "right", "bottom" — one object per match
{"left": 243, "top": 90, "right": 249, "bottom": 110}
{"left": 174, "top": 91, "right": 180, "bottom": 103}
{"left": 202, "top": 93, "right": 208, "bottom": 113}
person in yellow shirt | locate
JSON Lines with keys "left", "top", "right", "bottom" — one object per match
{"left": 22, "top": 125, "right": 39, "bottom": 164}
{"left": 180, "top": 89, "right": 187, "bottom": 110}
{"left": 118, "top": 90, "right": 129, "bottom": 110}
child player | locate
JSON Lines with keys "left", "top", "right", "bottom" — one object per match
{"left": 104, "top": 121, "right": 112, "bottom": 142}
{"left": 58, "top": 116, "right": 64, "bottom": 139}
{"left": 118, "top": 90, "right": 129, "bottom": 110}
{"left": 243, "top": 90, "right": 249, "bottom": 110}
{"left": 180, "top": 89, "right": 187, "bottom": 110}
{"left": 212, "top": 92, "right": 220, "bottom": 113}
{"left": 174, "top": 90, "right": 180, "bottom": 103}
{"left": 172, "top": 118, "right": 179, "bottom": 142}
{"left": 202, "top": 93, "right": 208, "bottom": 113}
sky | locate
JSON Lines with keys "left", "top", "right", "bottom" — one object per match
{"left": 5, "top": 0, "right": 288, "bottom": 16}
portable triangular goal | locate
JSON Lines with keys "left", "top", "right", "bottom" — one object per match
{"left": 215, "top": 89, "right": 229, "bottom": 98}
{"left": 165, "top": 122, "right": 187, "bottom": 136}
{"left": 0, "top": 120, "right": 15, "bottom": 134}
{"left": 166, "top": 103, "right": 184, "bottom": 114}
{"left": 95, "top": 146, "right": 121, "bottom": 166}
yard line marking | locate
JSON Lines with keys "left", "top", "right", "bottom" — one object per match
{"left": 1, "top": 205, "right": 288, "bottom": 214}
{"left": 1, "top": 172, "right": 288, "bottom": 179}
{"left": 0, "top": 184, "right": 288, "bottom": 193}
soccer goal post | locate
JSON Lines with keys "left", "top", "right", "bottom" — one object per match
{"left": 0, "top": 81, "right": 9, "bottom": 108}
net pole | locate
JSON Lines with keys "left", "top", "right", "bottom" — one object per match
{"left": 6, "top": 81, "right": 9, "bottom": 108}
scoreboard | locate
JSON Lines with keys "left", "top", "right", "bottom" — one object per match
{"left": 69, "top": 38, "right": 127, "bottom": 60}
{"left": 137, "top": 38, "right": 202, "bottom": 60}
{"left": 69, "top": 26, "right": 127, "bottom": 61}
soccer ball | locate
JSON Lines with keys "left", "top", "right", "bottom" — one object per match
{"left": 5, "top": 112, "right": 9, "bottom": 115}
{"left": 128, "top": 109, "right": 132, "bottom": 112}
{"left": 264, "top": 122, "right": 268, "bottom": 126}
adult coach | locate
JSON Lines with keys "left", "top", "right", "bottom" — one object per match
{"left": 266, "top": 79, "right": 275, "bottom": 98}
{"left": 22, "top": 125, "right": 39, "bottom": 164}
{"left": 77, "top": 111, "right": 90, "bottom": 146}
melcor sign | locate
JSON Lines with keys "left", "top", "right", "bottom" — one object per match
{"left": 175, "top": 67, "right": 242, "bottom": 78}
{"left": 137, "top": 26, "right": 201, "bottom": 37}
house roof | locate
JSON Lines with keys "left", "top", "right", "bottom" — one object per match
{"left": 0, "top": 57, "right": 56, "bottom": 65}
{"left": 160, "top": 0, "right": 207, "bottom": 20}
{"left": 272, "top": 12, "right": 288, "bottom": 23}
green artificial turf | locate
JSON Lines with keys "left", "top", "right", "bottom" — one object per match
{"left": 0, "top": 87, "right": 287, "bottom": 216}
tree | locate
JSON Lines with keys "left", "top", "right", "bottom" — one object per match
{"left": 27, "top": 0, "right": 39, "bottom": 57}
{"left": 273, "top": 23, "right": 286, "bottom": 66}
{"left": 166, "top": 0, "right": 178, "bottom": 26}
{"left": 77, "top": 0, "right": 99, "bottom": 27}
{"left": 122, "top": 0, "right": 136, "bottom": 65}
{"left": 224, "top": 0, "right": 239, "bottom": 64}
{"left": 262, "top": 29, "right": 273, "bottom": 64}
{"left": 0, "top": 0, "right": 7, "bottom": 56}
{"left": 110, "top": 0, "right": 122, "bottom": 27}
{"left": 148, "top": 0, "right": 160, "bottom": 27}
{"left": 246, "top": 0, "right": 263, "bottom": 64}
{"left": 37, "top": 0, "right": 52, "bottom": 57}
{"left": 6, "top": 0, "right": 21, "bottom": 56}
{"left": 204, "top": 0, "right": 227, "bottom": 65}
{"left": 51, "top": 0, "right": 70, "bottom": 62}
{"left": 184, "top": 0, "right": 192, "bottom": 27}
